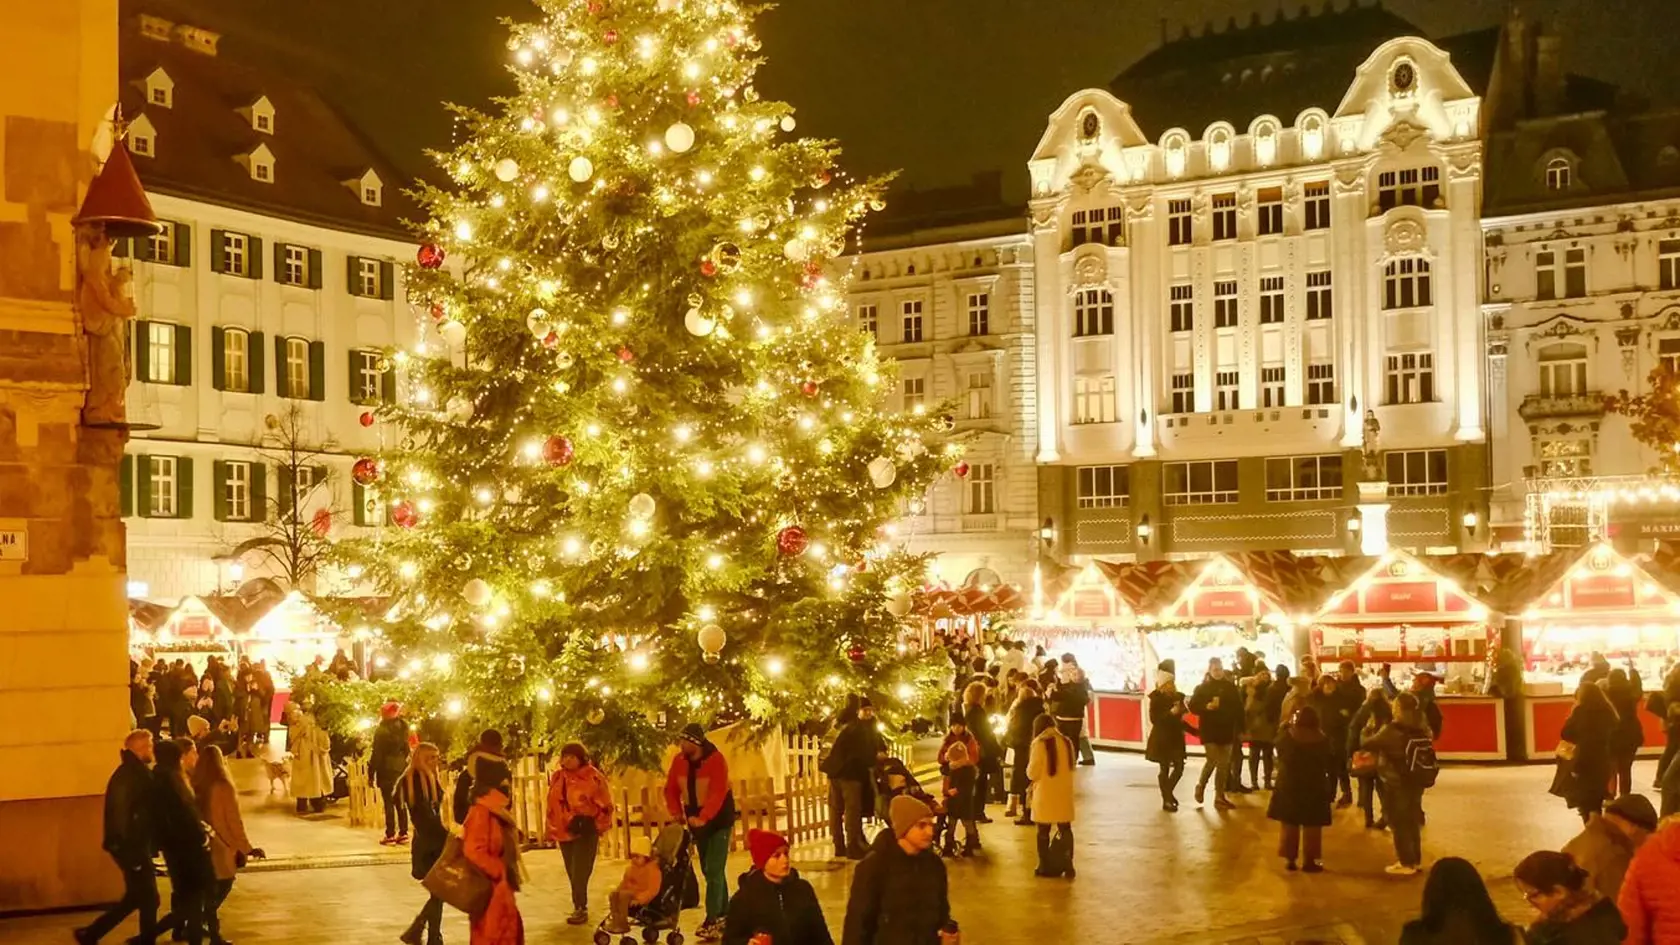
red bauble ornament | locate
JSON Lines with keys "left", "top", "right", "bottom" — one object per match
{"left": 587, "top": 0, "right": 603, "bottom": 12}
{"left": 603, "top": 29, "right": 619, "bottom": 44}
{"left": 954, "top": 461, "right": 971, "bottom": 479}
{"left": 815, "top": 170, "right": 833, "bottom": 188}
{"left": 617, "top": 346, "right": 635, "bottom": 364}
{"left": 800, "top": 380, "right": 819, "bottom": 397}
{"left": 429, "top": 302, "right": 446, "bottom": 322}
{"left": 724, "top": 31, "right": 739, "bottom": 47}
{"left": 358, "top": 411, "right": 376, "bottom": 428}
{"left": 686, "top": 90, "right": 702, "bottom": 106}
{"left": 390, "top": 500, "right": 419, "bottom": 529}
{"left": 417, "top": 243, "right": 446, "bottom": 270}
{"left": 801, "top": 261, "right": 823, "bottom": 289}
{"left": 542, "top": 330, "right": 561, "bottom": 349}
{"left": 352, "top": 457, "right": 382, "bottom": 486}
{"left": 846, "top": 642, "right": 867, "bottom": 664}
{"left": 700, "top": 259, "right": 718, "bottom": 278}
{"left": 310, "top": 508, "right": 333, "bottom": 538}
{"left": 605, "top": 94, "right": 620, "bottom": 109}
{"left": 542, "top": 435, "right": 575, "bottom": 467}
{"left": 776, "top": 524, "right": 809, "bottom": 557}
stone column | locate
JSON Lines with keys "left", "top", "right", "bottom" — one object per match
{"left": 0, "top": 0, "right": 130, "bottom": 911}
{"left": 1356, "top": 479, "right": 1392, "bottom": 556}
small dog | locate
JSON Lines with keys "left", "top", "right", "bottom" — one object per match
{"left": 265, "top": 755, "right": 293, "bottom": 795}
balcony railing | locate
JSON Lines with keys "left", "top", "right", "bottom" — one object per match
{"left": 1516, "top": 392, "right": 1606, "bottom": 421}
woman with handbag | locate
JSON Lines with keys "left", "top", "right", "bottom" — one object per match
{"left": 546, "top": 743, "right": 613, "bottom": 926}
{"left": 192, "top": 745, "right": 262, "bottom": 945}
{"left": 463, "top": 758, "right": 524, "bottom": 945}
{"left": 1350, "top": 691, "right": 1392, "bottom": 830}
{"left": 1025, "top": 714, "right": 1076, "bottom": 878}
{"left": 1558, "top": 683, "right": 1618, "bottom": 824}
{"left": 401, "top": 743, "right": 447, "bottom": 945}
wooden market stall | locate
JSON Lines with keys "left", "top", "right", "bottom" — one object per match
{"left": 1015, "top": 562, "right": 1149, "bottom": 750}
{"left": 1127, "top": 552, "right": 1313, "bottom": 686}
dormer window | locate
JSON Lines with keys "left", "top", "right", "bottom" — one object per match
{"left": 1546, "top": 156, "right": 1573, "bottom": 191}
{"left": 128, "top": 115, "right": 157, "bottom": 159}
{"left": 363, "top": 186, "right": 379, "bottom": 205}
{"left": 144, "top": 67, "right": 174, "bottom": 109}
{"left": 242, "top": 143, "right": 275, "bottom": 184}
{"left": 348, "top": 169, "right": 384, "bottom": 207}
{"left": 247, "top": 95, "right": 275, "bottom": 135}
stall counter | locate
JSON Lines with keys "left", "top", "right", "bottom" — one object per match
{"left": 1432, "top": 695, "right": 1506, "bottom": 761}
{"left": 1084, "top": 690, "right": 1145, "bottom": 750}
{"left": 1523, "top": 694, "right": 1667, "bottom": 759}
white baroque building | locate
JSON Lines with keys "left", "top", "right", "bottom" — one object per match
{"left": 117, "top": 12, "right": 416, "bottom": 600}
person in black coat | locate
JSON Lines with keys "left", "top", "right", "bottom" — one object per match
{"left": 1004, "top": 680, "right": 1045, "bottom": 823}
{"left": 1606, "top": 668, "right": 1645, "bottom": 798}
{"left": 823, "top": 697, "right": 886, "bottom": 859}
{"left": 1145, "top": 664, "right": 1196, "bottom": 812}
{"left": 1558, "top": 683, "right": 1619, "bottom": 823}
{"left": 76, "top": 731, "right": 160, "bottom": 945}
{"left": 399, "top": 743, "right": 448, "bottom": 945}
{"left": 1188, "top": 657, "right": 1244, "bottom": 809}
{"left": 151, "top": 738, "right": 213, "bottom": 945}
{"left": 725, "top": 830, "right": 834, "bottom": 945}
{"left": 370, "top": 703, "right": 413, "bottom": 844}
{"left": 1268, "top": 706, "right": 1336, "bottom": 872}
{"left": 841, "top": 796, "right": 954, "bottom": 945}
{"left": 959, "top": 683, "right": 1001, "bottom": 823}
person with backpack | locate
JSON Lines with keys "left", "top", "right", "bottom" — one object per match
{"left": 1362, "top": 692, "right": 1436, "bottom": 876}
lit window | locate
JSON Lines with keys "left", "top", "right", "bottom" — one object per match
{"left": 1073, "top": 375, "right": 1115, "bottom": 424}
{"left": 1266, "top": 454, "right": 1342, "bottom": 502}
{"left": 282, "top": 245, "right": 308, "bottom": 286}
{"left": 354, "top": 350, "right": 385, "bottom": 404}
{"left": 222, "top": 328, "right": 249, "bottom": 392}
{"left": 1385, "top": 351, "right": 1435, "bottom": 405}
{"left": 1538, "top": 343, "right": 1588, "bottom": 397}
{"left": 1165, "top": 460, "right": 1239, "bottom": 505}
{"left": 148, "top": 456, "right": 177, "bottom": 517}
{"left": 358, "top": 257, "right": 383, "bottom": 298}
{"left": 1074, "top": 288, "right": 1114, "bottom": 337}
{"left": 1538, "top": 438, "right": 1593, "bottom": 480}
{"left": 286, "top": 337, "right": 310, "bottom": 399}
{"left": 221, "top": 232, "right": 249, "bottom": 277}
{"left": 1076, "top": 465, "right": 1129, "bottom": 509}
{"left": 147, "top": 322, "right": 175, "bottom": 384}
{"left": 1383, "top": 258, "right": 1432, "bottom": 309}
{"left": 223, "top": 462, "right": 252, "bottom": 521}
{"left": 1386, "top": 449, "right": 1449, "bottom": 497}
{"left": 902, "top": 377, "right": 925, "bottom": 412}
{"left": 965, "top": 463, "right": 995, "bottom": 515}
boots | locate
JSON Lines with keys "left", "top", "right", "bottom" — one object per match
{"left": 399, "top": 916, "right": 425, "bottom": 945}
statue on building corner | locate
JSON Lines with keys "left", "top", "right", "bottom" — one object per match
{"left": 1361, "top": 409, "right": 1384, "bottom": 481}
{"left": 77, "top": 227, "right": 136, "bottom": 427}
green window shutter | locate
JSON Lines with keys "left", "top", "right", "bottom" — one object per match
{"left": 210, "top": 326, "right": 226, "bottom": 391}
{"left": 247, "top": 331, "right": 265, "bottom": 394}
{"left": 346, "top": 256, "right": 361, "bottom": 296}
{"left": 176, "top": 457, "right": 194, "bottom": 520}
{"left": 174, "top": 324, "right": 191, "bottom": 386}
{"left": 308, "top": 340, "right": 326, "bottom": 402}
{"left": 273, "top": 242, "right": 287, "bottom": 284}
{"left": 379, "top": 261, "right": 395, "bottom": 301}
{"left": 134, "top": 320, "right": 151, "bottom": 382}
{"left": 119, "top": 455, "right": 133, "bottom": 518}
{"left": 248, "top": 237, "right": 264, "bottom": 281}
{"left": 381, "top": 365, "right": 397, "bottom": 405}
{"left": 250, "top": 461, "right": 269, "bottom": 522}
{"left": 308, "top": 249, "right": 323, "bottom": 290}
{"left": 277, "top": 464, "right": 295, "bottom": 519}
{"left": 136, "top": 456, "right": 153, "bottom": 518}
{"left": 212, "top": 460, "right": 229, "bottom": 521}
{"left": 347, "top": 350, "right": 362, "bottom": 404}
{"left": 174, "top": 223, "right": 192, "bottom": 268}
{"left": 210, "top": 229, "right": 226, "bottom": 273}
{"left": 273, "top": 335, "right": 289, "bottom": 399}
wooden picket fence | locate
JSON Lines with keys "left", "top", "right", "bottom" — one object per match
{"left": 343, "top": 755, "right": 381, "bottom": 828}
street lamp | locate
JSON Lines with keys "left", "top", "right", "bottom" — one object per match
{"left": 1038, "top": 517, "right": 1056, "bottom": 545}
{"left": 1136, "top": 514, "right": 1153, "bottom": 546}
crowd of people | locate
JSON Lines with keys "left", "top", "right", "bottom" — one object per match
{"left": 128, "top": 655, "right": 277, "bottom": 760}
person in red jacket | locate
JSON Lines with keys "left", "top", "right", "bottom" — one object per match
{"left": 665, "top": 724, "right": 736, "bottom": 942}
{"left": 1618, "top": 818, "right": 1680, "bottom": 944}
{"left": 546, "top": 743, "right": 614, "bottom": 926}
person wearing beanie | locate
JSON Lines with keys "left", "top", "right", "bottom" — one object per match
{"left": 822, "top": 695, "right": 887, "bottom": 860}
{"left": 938, "top": 741, "right": 980, "bottom": 857}
{"left": 604, "top": 835, "right": 663, "bottom": 935}
{"left": 371, "top": 702, "right": 412, "bottom": 846}
{"left": 453, "top": 729, "right": 506, "bottom": 825}
{"left": 547, "top": 742, "right": 614, "bottom": 925}
{"left": 665, "top": 723, "right": 736, "bottom": 941}
{"left": 1146, "top": 668, "right": 1196, "bottom": 812}
{"left": 843, "top": 795, "right": 955, "bottom": 945}
{"left": 462, "top": 756, "right": 524, "bottom": 945}
{"left": 725, "top": 829, "right": 833, "bottom": 945}
{"left": 1563, "top": 793, "right": 1658, "bottom": 902}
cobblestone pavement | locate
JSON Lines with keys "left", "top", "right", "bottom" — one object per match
{"left": 8, "top": 755, "right": 1649, "bottom": 945}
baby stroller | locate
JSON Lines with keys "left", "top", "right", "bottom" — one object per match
{"left": 594, "top": 824, "right": 698, "bottom": 945}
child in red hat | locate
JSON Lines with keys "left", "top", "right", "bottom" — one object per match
{"left": 725, "top": 830, "right": 833, "bottom": 945}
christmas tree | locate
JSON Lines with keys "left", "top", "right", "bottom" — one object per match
{"left": 331, "top": 0, "right": 958, "bottom": 765}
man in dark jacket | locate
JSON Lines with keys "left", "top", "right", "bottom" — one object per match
{"left": 843, "top": 795, "right": 957, "bottom": 945}
{"left": 666, "top": 724, "right": 736, "bottom": 942}
{"left": 823, "top": 698, "right": 886, "bottom": 859}
{"left": 1329, "top": 661, "right": 1366, "bottom": 806}
{"left": 76, "top": 731, "right": 159, "bottom": 945}
{"left": 1189, "top": 658, "right": 1243, "bottom": 810}
{"left": 725, "top": 829, "right": 834, "bottom": 945}
{"left": 369, "top": 702, "right": 412, "bottom": 844}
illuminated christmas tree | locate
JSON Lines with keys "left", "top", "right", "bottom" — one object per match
{"left": 332, "top": 0, "right": 957, "bottom": 764}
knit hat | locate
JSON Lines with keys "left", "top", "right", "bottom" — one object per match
{"left": 1607, "top": 793, "right": 1660, "bottom": 832}
{"left": 858, "top": 697, "right": 874, "bottom": 710}
{"left": 186, "top": 715, "right": 210, "bottom": 739}
{"left": 470, "top": 758, "right": 513, "bottom": 799}
{"left": 747, "top": 829, "right": 787, "bottom": 870}
{"left": 889, "top": 794, "right": 932, "bottom": 838}
{"left": 380, "top": 701, "right": 401, "bottom": 720}
{"left": 678, "top": 723, "right": 707, "bottom": 746}
{"left": 1157, "top": 659, "right": 1176, "bottom": 675}
{"left": 629, "top": 836, "right": 654, "bottom": 859}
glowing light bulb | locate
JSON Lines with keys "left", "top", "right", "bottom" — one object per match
{"left": 611, "top": 377, "right": 629, "bottom": 395}
{"left": 475, "top": 488, "right": 493, "bottom": 506}
{"left": 627, "top": 518, "right": 651, "bottom": 539}
{"left": 697, "top": 170, "right": 714, "bottom": 186}
{"left": 798, "top": 414, "right": 815, "bottom": 431}
{"left": 747, "top": 444, "right": 767, "bottom": 464}
{"left": 562, "top": 535, "right": 583, "bottom": 557}
{"left": 674, "top": 424, "right": 693, "bottom": 443}
{"left": 537, "top": 686, "right": 553, "bottom": 701}
{"left": 399, "top": 561, "right": 419, "bottom": 580}
{"left": 531, "top": 579, "right": 551, "bottom": 597}
{"left": 515, "top": 48, "right": 533, "bottom": 65}
{"left": 683, "top": 61, "right": 701, "bottom": 79}
{"left": 585, "top": 423, "right": 601, "bottom": 437}
{"left": 734, "top": 289, "right": 754, "bottom": 307}
{"left": 432, "top": 654, "right": 453, "bottom": 672}
{"left": 611, "top": 308, "right": 629, "bottom": 325}
{"left": 696, "top": 459, "right": 714, "bottom": 477}
{"left": 707, "top": 553, "right": 725, "bottom": 570}
{"left": 445, "top": 698, "right": 464, "bottom": 717}
{"left": 749, "top": 166, "right": 767, "bottom": 182}
{"left": 581, "top": 57, "right": 599, "bottom": 75}
{"left": 532, "top": 184, "right": 550, "bottom": 202}
{"left": 523, "top": 439, "right": 542, "bottom": 460}
{"left": 764, "top": 656, "right": 785, "bottom": 677}
{"left": 551, "top": 107, "right": 570, "bottom": 125}
{"left": 454, "top": 220, "right": 473, "bottom": 241}
{"left": 896, "top": 683, "right": 914, "bottom": 700}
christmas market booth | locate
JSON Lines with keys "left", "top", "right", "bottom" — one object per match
{"left": 1015, "top": 562, "right": 1149, "bottom": 750}
{"left": 1507, "top": 543, "right": 1680, "bottom": 759}
{"left": 128, "top": 594, "right": 250, "bottom": 673}
{"left": 910, "top": 580, "right": 1025, "bottom": 649}
{"left": 1309, "top": 550, "right": 1508, "bottom": 760}
{"left": 1124, "top": 552, "right": 1316, "bottom": 683}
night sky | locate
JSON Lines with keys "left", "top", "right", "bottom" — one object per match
{"left": 152, "top": 0, "right": 1679, "bottom": 204}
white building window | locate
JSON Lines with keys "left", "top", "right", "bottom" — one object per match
{"left": 1386, "top": 449, "right": 1449, "bottom": 497}
{"left": 363, "top": 186, "right": 380, "bottom": 206}
{"left": 902, "top": 377, "right": 925, "bottom": 412}
{"left": 1165, "top": 460, "right": 1239, "bottom": 505}
{"left": 255, "top": 161, "right": 272, "bottom": 182}
{"left": 1538, "top": 343, "right": 1588, "bottom": 396}
{"left": 223, "top": 462, "right": 252, "bottom": 521}
{"left": 1660, "top": 337, "right": 1680, "bottom": 374}
{"left": 1259, "top": 276, "right": 1284, "bottom": 324}
{"left": 359, "top": 257, "right": 383, "bottom": 298}
{"left": 1660, "top": 239, "right": 1680, "bottom": 291}
{"left": 1214, "top": 280, "right": 1238, "bottom": 328}
{"left": 1260, "top": 366, "right": 1285, "bottom": 407}
{"left": 1256, "top": 186, "right": 1283, "bottom": 236}
{"left": 964, "top": 370, "right": 993, "bottom": 420}
{"left": 148, "top": 456, "right": 177, "bottom": 517}
{"left": 1073, "top": 288, "right": 1114, "bottom": 337}
{"left": 965, "top": 463, "right": 995, "bottom": 515}
{"left": 1266, "top": 454, "right": 1343, "bottom": 502}
{"left": 900, "top": 300, "right": 923, "bottom": 343}
{"left": 966, "top": 292, "right": 990, "bottom": 336}
{"left": 1169, "top": 372, "right": 1195, "bottom": 414}
{"left": 1306, "top": 362, "right": 1336, "bottom": 405}
{"left": 1306, "top": 270, "right": 1332, "bottom": 320}
{"left": 1565, "top": 248, "right": 1587, "bottom": 298}
{"left": 1073, "top": 375, "right": 1116, "bottom": 424}
{"left": 857, "top": 303, "right": 878, "bottom": 339}
{"left": 221, "top": 232, "right": 249, "bottom": 277}
{"left": 1377, "top": 165, "right": 1441, "bottom": 211}
{"left": 1169, "top": 284, "right": 1194, "bottom": 332}
{"left": 147, "top": 322, "right": 175, "bottom": 384}
{"left": 150, "top": 86, "right": 170, "bottom": 107}
{"left": 282, "top": 244, "right": 308, "bottom": 286}
{"left": 1546, "top": 157, "right": 1572, "bottom": 191}
{"left": 1167, "top": 198, "right": 1193, "bottom": 246}
{"left": 1537, "top": 247, "right": 1587, "bottom": 299}
{"left": 147, "top": 221, "right": 176, "bottom": 265}
{"left": 1383, "top": 258, "right": 1432, "bottom": 309}
{"left": 1212, "top": 193, "right": 1237, "bottom": 241}
{"left": 131, "top": 133, "right": 153, "bottom": 157}
{"left": 286, "top": 337, "right": 311, "bottom": 399}
{"left": 1385, "top": 351, "right": 1435, "bottom": 404}
{"left": 1303, "top": 181, "right": 1331, "bottom": 230}
{"left": 1215, "top": 369, "right": 1239, "bottom": 410}
{"left": 1071, "top": 206, "right": 1124, "bottom": 247}
{"left": 1076, "top": 465, "right": 1130, "bottom": 509}
{"left": 223, "top": 328, "right": 249, "bottom": 392}
{"left": 355, "top": 350, "right": 385, "bottom": 404}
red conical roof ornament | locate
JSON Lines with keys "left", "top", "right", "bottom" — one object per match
{"left": 74, "top": 136, "right": 160, "bottom": 239}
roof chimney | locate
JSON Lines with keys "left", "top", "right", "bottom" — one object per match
{"left": 1535, "top": 31, "right": 1563, "bottom": 116}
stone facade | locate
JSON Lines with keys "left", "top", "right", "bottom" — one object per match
{"left": 0, "top": 0, "right": 132, "bottom": 912}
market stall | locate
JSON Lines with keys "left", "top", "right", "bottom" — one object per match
{"left": 1015, "top": 563, "right": 1148, "bottom": 749}
{"left": 1510, "top": 543, "right": 1679, "bottom": 758}
{"left": 127, "top": 595, "right": 245, "bottom": 674}
{"left": 1311, "top": 551, "right": 1507, "bottom": 760}
{"left": 1128, "top": 553, "right": 1308, "bottom": 685}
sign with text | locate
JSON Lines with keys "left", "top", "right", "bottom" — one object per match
{"left": 0, "top": 530, "right": 26, "bottom": 561}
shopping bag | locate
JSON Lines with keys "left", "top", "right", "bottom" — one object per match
{"left": 1350, "top": 750, "right": 1380, "bottom": 778}
{"left": 1039, "top": 826, "right": 1074, "bottom": 875}
{"left": 423, "top": 835, "right": 493, "bottom": 916}
{"left": 1547, "top": 757, "right": 1576, "bottom": 800}
{"left": 1555, "top": 739, "right": 1577, "bottom": 761}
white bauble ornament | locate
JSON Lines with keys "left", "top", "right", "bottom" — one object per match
{"left": 696, "top": 623, "right": 726, "bottom": 662}
{"left": 526, "top": 307, "right": 551, "bottom": 337}
{"left": 885, "top": 592, "right": 912, "bottom": 618}
{"left": 684, "top": 307, "right": 716, "bottom": 337}
{"left": 586, "top": 707, "right": 605, "bottom": 725}
{"left": 446, "top": 396, "right": 474, "bottom": 423}
{"left": 657, "top": 0, "right": 679, "bottom": 10}
{"left": 867, "top": 457, "right": 897, "bottom": 489}
{"left": 664, "top": 122, "right": 696, "bottom": 154}
{"left": 628, "top": 492, "right": 656, "bottom": 521}
{"left": 780, "top": 115, "right": 797, "bottom": 132}
{"left": 439, "top": 320, "right": 468, "bottom": 348}
{"left": 782, "top": 238, "right": 809, "bottom": 263}
{"left": 895, "top": 439, "right": 926, "bottom": 462}
{"left": 462, "top": 578, "right": 492, "bottom": 608}
{"left": 568, "top": 156, "right": 594, "bottom": 182}
{"left": 493, "top": 158, "right": 519, "bottom": 182}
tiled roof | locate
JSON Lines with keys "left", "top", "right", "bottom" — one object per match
{"left": 1484, "top": 108, "right": 1680, "bottom": 215}
{"left": 117, "top": 7, "right": 420, "bottom": 240}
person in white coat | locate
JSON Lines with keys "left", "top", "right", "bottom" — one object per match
{"left": 287, "top": 705, "right": 333, "bottom": 813}
{"left": 1026, "top": 713, "right": 1076, "bottom": 879}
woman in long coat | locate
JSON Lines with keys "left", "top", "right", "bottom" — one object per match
{"left": 1146, "top": 665, "right": 1196, "bottom": 811}
{"left": 287, "top": 706, "right": 333, "bottom": 814}
{"left": 1268, "top": 705, "right": 1335, "bottom": 872}
{"left": 1243, "top": 665, "right": 1277, "bottom": 790}
{"left": 1026, "top": 714, "right": 1076, "bottom": 878}
{"left": 400, "top": 743, "right": 447, "bottom": 945}
{"left": 1558, "top": 682, "right": 1619, "bottom": 823}
{"left": 462, "top": 759, "right": 524, "bottom": 945}
{"left": 193, "top": 745, "right": 260, "bottom": 944}
{"left": 1004, "top": 680, "right": 1045, "bottom": 823}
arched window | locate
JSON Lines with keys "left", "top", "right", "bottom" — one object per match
{"left": 1546, "top": 156, "right": 1573, "bottom": 191}
{"left": 1209, "top": 128, "right": 1232, "bottom": 171}
{"left": 1073, "top": 288, "right": 1114, "bottom": 337}
{"left": 1301, "top": 114, "right": 1325, "bottom": 161}
{"left": 1539, "top": 342, "right": 1589, "bottom": 396}
{"left": 1163, "top": 133, "right": 1188, "bottom": 178}
{"left": 1383, "top": 258, "right": 1433, "bottom": 309}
